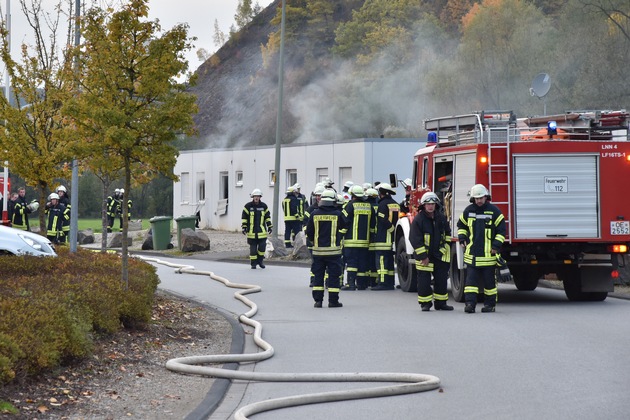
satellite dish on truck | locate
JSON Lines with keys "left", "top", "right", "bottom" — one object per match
{"left": 530, "top": 73, "right": 551, "bottom": 115}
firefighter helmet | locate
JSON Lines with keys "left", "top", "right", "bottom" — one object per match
{"left": 323, "top": 177, "right": 334, "bottom": 187}
{"left": 350, "top": 184, "right": 364, "bottom": 197}
{"left": 402, "top": 178, "right": 413, "bottom": 188}
{"left": 320, "top": 189, "right": 336, "bottom": 204}
{"left": 366, "top": 188, "right": 378, "bottom": 198}
{"left": 293, "top": 183, "right": 301, "bottom": 190}
{"left": 421, "top": 191, "right": 440, "bottom": 205}
{"left": 378, "top": 182, "right": 396, "bottom": 195}
{"left": 56, "top": 185, "right": 67, "bottom": 193}
{"left": 469, "top": 184, "right": 489, "bottom": 198}
{"left": 336, "top": 194, "right": 345, "bottom": 206}
{"left": 114, "top": 188, "right": 121, "bottom": 194}
{"left": 313, "top": 185, "right": 325, "bottom": 196}
{"left": 344, "top": 180, "right": 354, "bottom": 189}
{"left": 250, "top": 188, "right": 263, "bottom": 197}
{"left": 27, "top": 200, "right": 40, "bottom": 212}
{"left": 286, "top": 186, "right": 295, "bottom": 194}
{"left": 362, "top": 182, "right": 372, "bottom": 190}
{"left": 48, "top": 192, "right": 60, "bottom": 201}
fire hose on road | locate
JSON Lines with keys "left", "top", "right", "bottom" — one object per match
{"left": 139, "top": 256, "right": 441, "bottom": 419}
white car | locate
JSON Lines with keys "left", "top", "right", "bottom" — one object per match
{"left": 0, "top": 224, "right": 57, "bottom": 257}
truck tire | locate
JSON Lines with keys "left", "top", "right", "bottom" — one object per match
{"left": 396, "top": 237, "right": 417, "bottom": 292}
{"left": 560, "top": 267, "right": 608, "bottom": 302}
{"left": 449, "top": 248, "right": 466, "bottom": 302}
{"left": 512, "top": 267, "right": 539, "bottom": 291}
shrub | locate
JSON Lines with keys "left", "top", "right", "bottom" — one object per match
{"left": 0, "top": 248, "right": 159, "bottom": 383}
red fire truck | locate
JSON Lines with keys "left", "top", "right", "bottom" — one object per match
{"left": 394, "top": 110, "right": 630, "bottom": 301}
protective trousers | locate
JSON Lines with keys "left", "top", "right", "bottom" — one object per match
{"left": 345, "top": 247, "right": 369, "bottom": 289}
{"left": 284, "top": 220, "right": 301, "bottom": 248}
{"left": 247, "top": 238, "right": 266, "bottom": 267}
{"left": 375, "top": 250, "right": 395, "bottom": 287}
{"left": 464, "top": 265, "right": 497, "bottom": 307}
{"left": 417, "top": 260, "right": 450, "bottom": 304}
{"left": 311, "top": 255, "right": 342, "bottom": 304}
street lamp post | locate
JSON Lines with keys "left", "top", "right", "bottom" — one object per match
{"left": 271, "top": 0, "right": 286, "bottom": 239}
{"left": 69, "top": 0, "right": 80, "bottom": 252}
{"left": 2, "top": 0, "right": 10, "bottom": 225}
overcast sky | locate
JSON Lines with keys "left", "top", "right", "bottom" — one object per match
{"left": 2, "top": 0, "right": 275, "bottom": 76}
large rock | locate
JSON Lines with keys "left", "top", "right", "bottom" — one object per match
{"left": 265, "top": 236, "right": 289, "bottom": 258}
{"left": 78, "top": 229, "right": 95, "bottom": 245}
{"left": 107, "top": 232, "right": 133, "bottom": 248}
{"left": 180, "top": 228, "right": 210, "bottom": 252}
{"left": 128, "top": 220, "right": 143, "bottom": 231}
{"left": 291, "top": 231, "right": 311, "bottom": 260}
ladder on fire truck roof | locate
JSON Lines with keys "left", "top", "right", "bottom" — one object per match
{"left": 486, "top": 127, "right": 513, "bottom": 242}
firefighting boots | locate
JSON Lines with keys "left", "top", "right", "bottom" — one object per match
{"left": 328, "top": 301, "right": 343, "bottom": 308}
{"left": 464, "top": 304, "right": 475, "bottom": 313}
{"left": 481, "top": 305, "right": 496, "bottom": 313}
{"left": 341, "top": 273, "right": 356, "bottom": 291}
{"left": 434, "top": 302, "right": 454, "bottom": 311}
{"left": 420, "top": 302, "right": 433, "bottom": 312}
{"left": 314, "top": 301, "right": 323, "bottom": 308}
{"left": 258, "top": 257, "right": 266, "bottom": 269}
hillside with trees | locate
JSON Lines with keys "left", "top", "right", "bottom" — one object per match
{"left": 190, "top": 0, "right": 629, "bottom": 148}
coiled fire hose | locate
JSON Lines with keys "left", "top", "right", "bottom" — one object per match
{"left": 139, "top": 257, "right": 440, "bottom": 419}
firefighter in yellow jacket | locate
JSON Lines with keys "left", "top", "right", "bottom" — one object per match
{"left": 457, "top": 184, "right": 506, "bottom": 313}
{"left": 410, "top": 192, "right": 453, "bottom": 311}
{"left": 242, "top": 188, "right": 272, "bottom": 269}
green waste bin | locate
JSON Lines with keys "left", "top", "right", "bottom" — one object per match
{"left": 175, "top": 215, "right": 197, "bottom": 250}
{"left": 149, "top": 216, "right": 172, "bottom": 250}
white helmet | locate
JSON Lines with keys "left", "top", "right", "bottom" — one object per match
{"left": 336, "top": 193, "right": 345, "bottom": 206}
{"left": 114, "top": 188, "right": 121, "bottom": 194}
{"left": 378, "top": 182, "right": 396, "bottom": 195}
{"left": 469, "top": 184, "right": 489, "bottom": 198}
{"left": 344, "top": 180, "right": 354, "bottom": 189}
{"left": 250, "top": 188, "right": 263, "bottom": 198}
{"left": 320, "top": 189, "right": 336, "bottom": 204}
{"left": 313, "top": 185, "right": 325, "bottom": 196}
{"left": 366, "top": 188, "right": 378, "bottom": 198}
{"left": 322, "top": 177, "right": 334, "bottom": 187}
{"left": 403, "top": 178, "right": 412, "bottom": 188}
{"left": 421, "top": 191, "right": 440, "bottom": 205}
{"left": 293, "top": 183, "right": 301, "bottom": 190}
{"left": 27, "top": 200, "right": 40, "bottom": 212}
{"left": 362, "top": 182, "right": 372, "bottom": 190}
{"left": 286, "top": 186, "right": 295, "bottom": 194}
{"left": 56, "top": 185, "right": 67, "bottom": 193}
{"left": 350, "top": 184, "right": 364, "bottom": 197}
{"left": 48, "top": 192, "right": 60, "bottom": 201}
{"left": 119, "top": 188, "right": 125, "bottom": 194}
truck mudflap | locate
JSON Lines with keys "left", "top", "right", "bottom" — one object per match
{"left": 578, "top": 266, "right": 614, "bottom": 293}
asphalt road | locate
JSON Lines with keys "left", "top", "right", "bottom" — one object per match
{"left": 152, "top": 258, "right": 630, "bottom": 420}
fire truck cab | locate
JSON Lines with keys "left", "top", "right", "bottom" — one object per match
{"left": 394, "top": 110, "right": 630, "bottom": 302}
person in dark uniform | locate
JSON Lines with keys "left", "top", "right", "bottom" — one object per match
{"left": 410, "top": 192, "right": 453, "bottom": 311}
{"left": 282, "top": 186, "right": 301, "bottom": 248}
{"left": 457, "top": 184, "right": 506, "bottom": 313}
{"left": 341, "top": 185, "right": 375, "bottom": 290}
{"left": 16, "top": 187, "right": 33, "bottom": 231}
{"left": 45, "top": 192, "right": 68, "bottom": 244}
{"left": 372, "top": 183, "right": 400, "bottom": 290}
{"left": 241, "top": 188, "right": 272, "bottom": 269}
{"left": 56, "top": 186, "right": 71, "bottom": 243}
{"left": 305, "top": 189, "right": 346, "bottom": 308}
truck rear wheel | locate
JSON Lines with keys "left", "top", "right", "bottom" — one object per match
{"left": 560, "top": 266, "right": 608, "bottom": 302}
{"left": 512, "top": 267, "right": 539, "bottom": 291}
{"left": 396, "top": 237, "right": 417, "bottom": 292}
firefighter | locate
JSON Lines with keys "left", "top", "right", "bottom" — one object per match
{"left": 341, "top": 180, "right": 353, "bottom": 202}
{"left": 457, "top": 184, "right": 506, "bottom": 313}
{"left": 305, "top": 189, "right": 346, "bottom": 308}
{"left": 45, "top": 193, "right": 68, "bottom": 244}
{"left": 410, "top": 192, "right": 453, "bottom": 311}
{"left": 365, "top": 187, "right": 380, "bottom": 287}
{"left": 118, "top": 188, "right": 133, "bottom": 229}
{"left": 242, "top": 188, "right": 272, "bottom": 269}
{"left": 399, "top": 178, "right": 413, "bottom": 213}
{"left": 16, "top": 187, "right": 33, "bottom": 231}
{"left": 293, "top": 183, "right": 307, "bottom": 227}
{"left": 106, "top": 189, "right": 120, "bottom": 233}
{"left": 372, "top": 183, "right": 400, "bottom": 290}
{"left": 282, "top": 186, "right": 301, "bottom": 248}
{"left": 341, "top": 185, "right": 375, "bottom": 290}
{"left": 303, "top": 185, "right": 325, "bottom": 286}
{"left": 56, "top": 186, "right": 71, "bottom": 243}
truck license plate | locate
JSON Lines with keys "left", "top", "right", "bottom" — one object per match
{"left": 610, "top": 221, "right": 630, "bottom": 235}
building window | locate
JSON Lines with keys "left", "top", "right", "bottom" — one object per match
{"left": 269, "top": 170, "right": 276, "bottom": 186}
{"left": 219, "top": 171, "right": 229, "bottom": 200}
{"left": 180, "top": 172, "right": 191, "bottom": 203}
{"left": 339, "top": 167, "right": 352, "bottom": 186}
{"left": 286, "top": 169, "right": 297, "bottom": 190}
{"left": 196, "top": 172, "right": 205, "bottom": 201}
{"left": 316, "top": 168, "right": 328, "bottom": 183}
{"left": 236, "top": 171, "right": 243, "bottom": 187}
